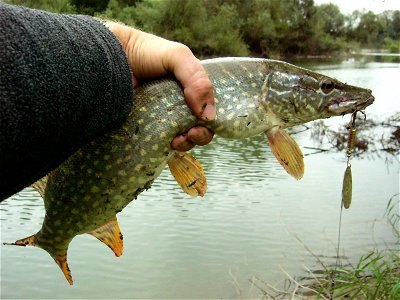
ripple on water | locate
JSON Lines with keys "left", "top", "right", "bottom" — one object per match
{"left": 1, "top": 103, "right": 399, "bottom": 299}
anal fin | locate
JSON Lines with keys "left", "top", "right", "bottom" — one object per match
{"left": 168, "top": 152, "right": 207, "bottom": 197}
{"left": 88, "top": 216, "right": 123, "bottom": 257}
{"left": 51, "top": 254, "right": 73, "bottom": 285}
{"left": 266, "top": 127, "right": 304, "bottom": 180}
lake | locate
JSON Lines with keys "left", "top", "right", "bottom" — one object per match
{"left": 1, "top": 58, "right": 399, "bottom": 299}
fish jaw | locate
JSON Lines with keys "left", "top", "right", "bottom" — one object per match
{"left": 325, "top": 89, "right": 375, "bottom": 115}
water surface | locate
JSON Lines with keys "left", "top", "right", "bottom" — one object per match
{"left": 1, "top": 59, "right": 399, "bottom": 299}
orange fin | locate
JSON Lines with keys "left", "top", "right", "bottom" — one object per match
{"left": 3, "top": 234, "right": 38, "bottom": 247}
{"left": 51, "top": 254, "right": 73, "bottom": 285}
{"left": 168, "top": 152, "right": 207, "bottom": 197}
{"left": 31, "top": 176, "right": 48, "bottom": 198}
{"left": 88, "top": 217, "right": 123, "bottom": 257}
{"left": 3, "top": 234, "right": 73, "bottom": 285}
{"left": 265, "top": 127, "right": 304, "bottom": 180}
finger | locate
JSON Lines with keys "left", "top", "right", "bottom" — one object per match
{"left": 171, "top": 127, "right": 214, "bottom": 151}
{"left": 170, "top": 134, "right": 195, "bottom": 152}
{"left": 187, "top": 126, "right": 214, "bottom": 146}
{"left": 164, "top": 45, "right": 216, "bottom": 122}
{"left": 107, "top": 25, "right": 216, "bottom": 122}
{"left": 184, "top": 75, "right": 216, "bottom": 121}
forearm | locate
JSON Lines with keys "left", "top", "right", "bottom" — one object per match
{"left": 0, "top": 3, "right": 134, "bottom": 200}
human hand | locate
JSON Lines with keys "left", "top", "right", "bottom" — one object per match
{"left": 104, "top": 21, "right": 215, "bottom": 151}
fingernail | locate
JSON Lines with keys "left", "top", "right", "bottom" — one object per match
{"left": 201, "top": 104, "right": 216, "bottom": 121}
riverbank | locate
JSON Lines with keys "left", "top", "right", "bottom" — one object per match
{"left": 251, "top": 196, "right": 400, "bottom": 299}
{"left": 282, "top": 49, "right": 400, "bottom": 64}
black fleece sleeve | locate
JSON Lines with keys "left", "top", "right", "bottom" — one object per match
{"left": 0, "top": 3, "right": 134, "bottom": 201}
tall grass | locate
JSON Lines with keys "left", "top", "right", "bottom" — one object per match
{"left": 251, "top": 195, "right": 400, "bottom": 299}
{"left": 319, "top": 194, "right": 399, "bottom": 300}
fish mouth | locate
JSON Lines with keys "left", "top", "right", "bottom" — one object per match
{"left": 326, "top": 94, "right": 375, "bottom": 115}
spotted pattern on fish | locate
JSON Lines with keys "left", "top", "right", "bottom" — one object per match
{"left": 9, "top": 58, "right": 374, "bottom": 284}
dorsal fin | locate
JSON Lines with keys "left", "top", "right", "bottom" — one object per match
{"left": 168, "top": 151, "right": 207, "bottom": 197}
{"left": 3, "top": 234, "right": 73, "bottom": 285}
{"left": 88, "top": 217, "right": 123, "bottom": 257}
{"left": 31, "top": 176, "right": 48, "bottom": 198}
{"left": 265, "top": 127, "right": 304, "bottom": 180}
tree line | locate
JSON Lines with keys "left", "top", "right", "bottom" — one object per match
{"left": 6, "top": 0, "right": 400, "bottom": 58}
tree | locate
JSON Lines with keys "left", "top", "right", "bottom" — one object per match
{"left": 388, "top": 10, "right": 400, "bottom": 40}
{"left": 276, "top": 0, "right": 317, "bottom": 55}
{"left": 315, "top": 4, "right": 345, "bottom": 37}
{"left": 354, "top": 11, "right": 386, "bottom": 47}
{"left": 134, "top": 0, "right": 209, "bottom": 53}
{"left": 98, "top": 0, "right": 138, "bottom": 26}
{"left": 70, "top": 0, "right": 108, "bottom": 15}
{"left": 5, "top": 0, "right": 77, "bottom": 13}
{"left": 133, "top": 0, "right": 248, "bottom": 56}
{"left": 239, "top": 0, "right": 277, "bottom": 56}
{"left": 205, "top": 3, "right": 249, "bottom": 56}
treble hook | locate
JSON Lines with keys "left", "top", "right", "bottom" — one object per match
{"left": 349, "top": 109, "right": 366, "bottom": 127}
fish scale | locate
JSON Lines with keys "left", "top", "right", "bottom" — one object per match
{"left": 6, "top": 57, "right": 374, "bottom": 285}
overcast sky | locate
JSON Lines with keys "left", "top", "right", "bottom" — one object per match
{"left": 313, "top": 0, "right": 400, "bottom": 14}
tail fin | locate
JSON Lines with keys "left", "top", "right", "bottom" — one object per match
{"left": 4, "top": 234, "right": 73, "bottom": 285}
{"left": 4, "top": 234, "right": 38, "bottom": 247}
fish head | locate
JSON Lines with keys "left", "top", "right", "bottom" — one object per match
{"left": 261, "top": 60, "right": 375, "bottom": 127}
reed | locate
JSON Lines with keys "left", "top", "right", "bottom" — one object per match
{"left": 251, "top": 195, "right": 400, "bottom": 299}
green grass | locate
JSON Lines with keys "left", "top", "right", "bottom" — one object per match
{"left": 314, "top": 251, "right": 400, "bottom": 299}
{"left": 251, "top": 195, "right": 400, "bottom": 299}
{"left": 309, "top": 195, "right": 399, "bottom": 299}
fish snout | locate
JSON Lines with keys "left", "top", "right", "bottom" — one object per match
{"left": 356, "top": 92, "right": 375, "bottom": 111}
{"left": 326, "top": 92, "right": 374, "bottom": 115}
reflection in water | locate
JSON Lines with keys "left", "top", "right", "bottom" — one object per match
{"left": 1, "top": 60, "right": 399, "bottom": 299}
{"left": 308, "top": 112, "right": 399, "bottom": 164}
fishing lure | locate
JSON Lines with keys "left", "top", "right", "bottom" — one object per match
{"left": 341, "top": 113, "right": 355, "bottom": 209}
{"left": 333, "top": 110, "right": 367, "bottom": 296}
{"left": 341, "top": 110, "right": 364, "bottom": 209}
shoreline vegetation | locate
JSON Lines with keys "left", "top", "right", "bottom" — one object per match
{"left": 5, "top": 1, "right": 399, "bottom": 299}
{"left": 5, "top": 0, "right": 400, "bottom": 59}
{"left": 249, "top": 195, "right": 400, "bottom": 299}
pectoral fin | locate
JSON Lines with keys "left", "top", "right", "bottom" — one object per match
{"left": 168, "top": 152, "right": 207, "bottom": 196}
{"left": 265, "top": 127, "right": 304, "bottom": 180}
{"left": 88, "top": 216, "right": 123, "bottom": 257}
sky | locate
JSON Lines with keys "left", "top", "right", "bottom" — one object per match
{"left": 313, "top": 0, "right": 400, "bottom": 14}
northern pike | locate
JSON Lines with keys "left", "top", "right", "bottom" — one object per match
{"left": 6, "top": 58, "right": 374, "bottom": 284}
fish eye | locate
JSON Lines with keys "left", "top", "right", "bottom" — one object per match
{"left": 321, "top": 80, "right": 335, "bottom": 94}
